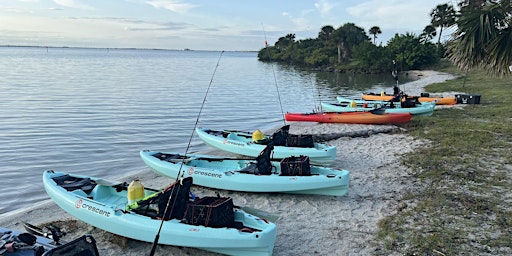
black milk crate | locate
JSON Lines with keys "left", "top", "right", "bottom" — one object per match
{"left": 184, "top": 197, "right": 235, "bottom": 228}
{"left": 456, "top": 94, "right": 481, "bottom": 104}
{"left": 280, "top": 156, "right": 311, "bottom": 176}
{"left": 286, "top": 134, "right": 314, "bottom": 147}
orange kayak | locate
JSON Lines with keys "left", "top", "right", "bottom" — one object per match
{"left": 361, "top": 93, "right": 456, "bottom": 105}
{"left": 284, "top": 111, "right": 412, "bottom": 124}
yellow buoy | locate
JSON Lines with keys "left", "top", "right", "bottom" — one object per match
{"left": 127, "top": 179, "right": 145, "bottom": 204}
{"left": 380, "top": 91, "right": 385, "bottom": 96}
{"left": 349, "top": 101, "right": 357, "bottom": 108}
{"left": 252, "top": 129, "right": 265, "bottom": 141}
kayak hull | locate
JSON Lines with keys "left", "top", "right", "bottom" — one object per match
{"left": 195, "top": 127, "right": 336, "bottom": 165}
{"left": 139, "top": 150, "right": 350, "bottom": 197}
{"left": 325, "top": 98, "right": 435, "bottom": 116}
{"left": 284, "top": 112, "right": 412, "bottom": 124}
{"left": 43, "top": 170, "right": 277, "bottom": 256}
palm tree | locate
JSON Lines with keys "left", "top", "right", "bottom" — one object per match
{"left": 448, "top": 1, "right": 512, "bottom": 76}
{"left": 368, "top": 26, "right": 382, "bottom": 44}
{"left": 420, "top": 25, "right": 437, "bottom": 44}
{"left": 318, "top": 25, "right": 334, "bottom": 41}
{"left": 458, "top": 0, "right": 486, "bottom": 11}
{"left": 275, "top": 33, "right": 296, "bottom": 49}
{"left": 332, "top": 23, "right": 369, "bottom": 64}
{"left": 430, "top": 3, "right": 457, "bottom": 44}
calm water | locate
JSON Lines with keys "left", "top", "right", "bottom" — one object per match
{"left": 0, "top": 47, "right": 409, "bottom": 215}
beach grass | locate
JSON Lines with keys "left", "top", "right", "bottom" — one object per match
{"left": 375, "top": 67, "right": 512, "bottom": 255}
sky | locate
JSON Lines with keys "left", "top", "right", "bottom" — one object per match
{"left": 0, "top": 0, "right": 458, "bottom": 51}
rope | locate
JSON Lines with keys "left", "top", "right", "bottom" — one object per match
{"left": 149, "top": 51, "right": 225, "bottom": 256}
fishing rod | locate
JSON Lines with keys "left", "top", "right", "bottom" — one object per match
{"left": 311, "top": 76, "right": 323, "bottom": 113}
{"left": 262, "top": 23, "right": 286, "bottom": 125}
{"left": 149, "top": 51, "right": 225, "bottom": 256}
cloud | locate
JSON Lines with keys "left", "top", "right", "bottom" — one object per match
{"left": 53, "top": 0, "right": 94, "bottom": 10}
{"left": 145, "top": 0, "right": 197, "bottom": 13}
{"left": 314, "top": 0, "right": 336, "bottom": 17}
{"left": 346, "top": 0, "right": 437, "bottom": 30}
{"left": 281, "top": 11, "right": 312, "bottom": 31}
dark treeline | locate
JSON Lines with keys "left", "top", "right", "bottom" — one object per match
{"left": 257, "top": 3, "right": 459, "bottom": 74}
{"left": 258, "top": 24, "right": 443, "bottom": 74}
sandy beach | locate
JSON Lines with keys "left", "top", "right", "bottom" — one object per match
{"left": 0, "top": 71, "right": 458, "bottom": 255}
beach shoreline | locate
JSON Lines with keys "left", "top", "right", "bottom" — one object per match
{"left": 0, "top": 70, "right": 459, "bottom": 255}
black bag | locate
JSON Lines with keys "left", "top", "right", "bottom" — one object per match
{"left": 401, "top": 98, "right": 418, "bottom": 108}
{"left": 255, "top": 142, "right": 274, "bottom": 175}
{"left": 272, "top": 125, "right": 290, "bottom": 146}
{"left": 133, "top": 177, "right": 192, "bottom": 220}
{"left": 43, "top": 235, "right": 99, "bottom": 256}
{"left": 184, "top": 196, "right": 235, "bottom": 228}
{"left": 280, "top": 156, "right": 311, "bottom": 176}
{"left": 286, "top": 134, "right": 314, "bottom": 147}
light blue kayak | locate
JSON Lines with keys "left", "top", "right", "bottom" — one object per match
{"left": 337, "top": 96, "right": 436, "bottom": 107}
{"left": 320, "top": 97, "right": 436, "bottom": 116}
{"left": 43, "top": 170, "right": 277, "bottom": 256}
{"left": 337, "top": 96, "right": 400, "bottom": 105}
{"left": 195, "top": 127, "right": 336, "bottom": 165}
{"left": 139, "top": 148, "right": 350, "bottom": 197}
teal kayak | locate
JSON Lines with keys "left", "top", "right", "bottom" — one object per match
{"left": 43, "top": 170, "right": 277, "bottom": 256}
{"left": 195, "top": 127, "right": 336, "bottom": 165}
{"left": 320, "top": 96, "right": 436, "bottom": 116}
{"left": 139, "top": 147, "right": 350, "bottom": 197}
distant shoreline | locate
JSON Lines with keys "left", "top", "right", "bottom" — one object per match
{"left": 0, "top": 45, "right": 258, "bottom": 53}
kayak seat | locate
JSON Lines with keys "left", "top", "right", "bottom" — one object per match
{"left": 52, "top": 175, "right": 96, "bottom": 194}
{"left": 129, "top": 177, "right": 193, "bottom": 220}
{"left": 238, "top": 142, "right": 275, "bottom": 175}
{"left": 238, "top": 163, "right": 258, "bottom": 174}
{"left": 204, "top": 129, "right": 226, "bottom": 137}
{"left": 153, "top": 153, "right": 191, "bottom": 163}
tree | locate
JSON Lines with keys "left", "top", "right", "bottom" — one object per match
{"left": 352, "top": 41, "right": 392, "bottom": 73}
{"left": 458, "top": 0, "right": 486, "bottom": 11}
{"left": 387, "top": 33, "right": 438, "bottom": 70}
{"left": 275, "top": 33, "right": 296, "bottom": 49}
{"left": 369, "top": 26, "right": 382, "bottom": 44}
{"left": 420, "top": 25, "right": 437, "bottom": 44}
{"left": 332, "top": 23, "right": 370, "bottom": 64}
{"left": 430, "top": 3, "right": 457, "bottom": 44}
{"left": 318, "top": 25, "right": 335, "bottom": 41}
{"left": 448, "top": 1, "right": 512, "bottom": 76}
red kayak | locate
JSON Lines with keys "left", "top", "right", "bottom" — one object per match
{"left": 284, "top": 111, "right": 412, "bottom": 124}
